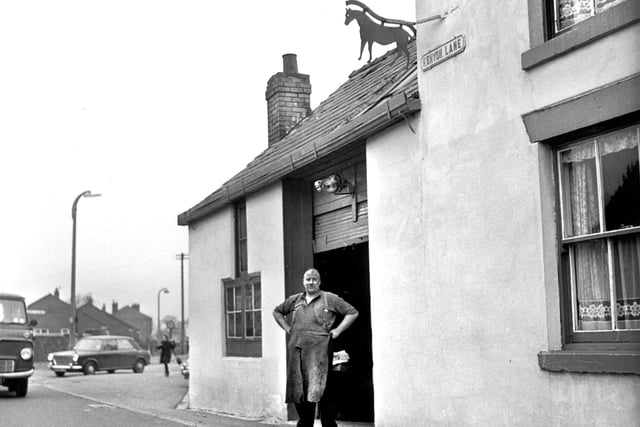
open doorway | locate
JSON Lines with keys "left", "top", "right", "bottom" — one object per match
{"left": 315, "top": 242, "right": 373, "bottom": 423}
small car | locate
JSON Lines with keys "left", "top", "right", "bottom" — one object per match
{"left": 47, "top": 335, "right": 151, "bottom": 376}
{"left": 180, "top": 359, "right": 190, "bottom": 379}
{"left": 0, "top": 293, "right": 35, "bottom": 397}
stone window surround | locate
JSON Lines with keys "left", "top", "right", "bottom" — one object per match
{"left": 522, "top": 0, "right": 640, "bottom": 70}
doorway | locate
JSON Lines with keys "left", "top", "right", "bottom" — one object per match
{"left": 315, "top": 242, "right": 373, "bottom": 423}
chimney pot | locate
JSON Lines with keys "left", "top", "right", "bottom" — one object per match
{"left": 282, "top": 54, "right": 298, "bottom": 75}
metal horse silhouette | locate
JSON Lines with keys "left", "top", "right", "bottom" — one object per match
{"left": 345, "top": 1, "right": 416, "bottom": 68}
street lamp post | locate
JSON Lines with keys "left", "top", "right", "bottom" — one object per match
{"left": 175, "top": 253, "right": 189, "bottom": 354}
{"left": 157, "top": 287, "right": 169, "bottom": 340}
{"left": 70, "top": 190, "right": 101, "bottom": 349}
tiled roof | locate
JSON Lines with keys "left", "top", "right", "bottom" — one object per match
{"left": 178, "top": 40, "right": 420, "bottom": 225}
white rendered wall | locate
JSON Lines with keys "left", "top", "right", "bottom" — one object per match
{"left": 364, "top": 0, "right": 640, "bottom": 425}
{"left": 187, "top": 183, "right": 287, "bottom": 421}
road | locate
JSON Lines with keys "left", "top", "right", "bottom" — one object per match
{"left": 1, "top": 360, "right": 291, "bottom": 427}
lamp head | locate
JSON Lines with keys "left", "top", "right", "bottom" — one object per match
{"left": 314, "top": 174, "right": 341, "bottom": 193}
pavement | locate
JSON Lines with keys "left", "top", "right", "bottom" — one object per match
{"left": 34, "top": 357, "right": 290, "bottom": 427}
{"left": 33, "top": 357, "right": 371, "bottom": 427}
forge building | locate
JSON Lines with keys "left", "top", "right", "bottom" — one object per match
{"left": 178, "top": 1, "right": 639, "bottom": 425}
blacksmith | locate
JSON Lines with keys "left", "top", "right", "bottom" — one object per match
{"left": 273, "top": 268, "right": 359, "bottom": 427}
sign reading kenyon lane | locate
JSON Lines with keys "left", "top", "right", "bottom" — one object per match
{"left": 421, "top": 34, "right": 466, "bottom": 71}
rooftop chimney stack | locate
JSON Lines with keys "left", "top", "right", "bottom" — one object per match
{"left": 265, "top": 54, "right": 311, "bottom": 147}
{"left": 112, "top": 301, "right": 118, "bottom": 314}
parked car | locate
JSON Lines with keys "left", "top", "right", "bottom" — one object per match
{"left": 180, "top": 359, "right": 189, "bottom": 379}
{"left": 0, "top": 293, "right": 36, "bottom": 397}
{"left": 47, "top": 335, "right": 151, "bottom": 376}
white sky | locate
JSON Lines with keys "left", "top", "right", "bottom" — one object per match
{"left": 0, "top": 0, "right": 415, "bottom": 327}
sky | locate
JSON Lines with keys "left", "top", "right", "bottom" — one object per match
{"left": 0, "top": 0, "right": 415, "bottom": 329}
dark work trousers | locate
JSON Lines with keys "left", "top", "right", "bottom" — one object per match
{"left": 294, "top": 371, "right": 338, "bottom": 427}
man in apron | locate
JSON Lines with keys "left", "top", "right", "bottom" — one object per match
{"left": 273, "top": 268, "right": 359, "bottom": 427}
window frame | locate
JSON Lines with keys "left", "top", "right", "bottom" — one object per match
{"left": 522, "top": 0, "right": 639, "bottom": 70}
{"left": 223, "top": 199, "right": 262, "bottom": 358}
{"left": 223, "top": 273, "right": 262, "bottom": 357}
{"left": 554, "top": 125, "right": 640, "bottom": 346}
{"left": 547, "top": 0, "right": 628, "bottom": 37}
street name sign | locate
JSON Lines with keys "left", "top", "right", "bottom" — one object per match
{"left": 421, "top": 34, "right": 466, "bottom": 71}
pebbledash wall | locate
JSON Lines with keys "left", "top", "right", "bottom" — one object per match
{"left": 359, "top": 0, "right": 639, "bottom": 426}
{"left": 187, "top": 183, "right": 287, "bottom": 420}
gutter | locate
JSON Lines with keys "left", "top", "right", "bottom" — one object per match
{"left": 178, "top": 90, "right": 420, "bottom": 226}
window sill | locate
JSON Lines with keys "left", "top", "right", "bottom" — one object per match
{"left": 538, "top": 350, "right": 640, "bottom": 375}
{"left": 522, "top": 1, "right": 640, "bottom": 70}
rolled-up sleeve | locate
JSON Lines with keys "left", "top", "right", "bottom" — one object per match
{"left": 274, "top": 294, "right": 297, "bottom": 316}
{"left": 330, "top": 294, "right": 358, "bottom": 316}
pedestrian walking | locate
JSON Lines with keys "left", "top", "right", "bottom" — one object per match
{"left": 273, "top": 268, "right": 359, "bottom": 427}
{"left": 157, "top": 335, "right": 175, "bottom": 377}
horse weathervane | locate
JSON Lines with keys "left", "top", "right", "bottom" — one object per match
{"left": 344, "top": 1, "right": 417, "bottom": 69}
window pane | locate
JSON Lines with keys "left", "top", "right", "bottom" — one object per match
{"left": 234, "top": 313, "right": 243, "bottom": 337}
{"left": 235, "top": 287, "right": 243, "bottom": 311}
{"left": 561, "top": 143, "right": 601, "bottom": 236}
{"left": 599, "top": 127, "right": 640, "bottom": 231}
{"left": 117, "top": 339, "right": 134, "bottom": 350}
{"left": 556, "top": 0, "right": 594, "bottom": 32}
{"left": 245, "top": 284, "right": 253, "bottom": 310}
{"left": 226, "top": 287, "right": 234, "bottom": 311}
{"left": 613, "top": 234, "right": 640, "bottom": 330}
{"left": 0, "top": 299, "right": 27, "bottom": 324}
{"left": 255, "top": 310, "right": 262, "bottom": 337}
{"left": 245, "top": 312, "right": 254, "bottom": 337}
{"left": 573, "top": 239, "right": 611, "bottom": 331}
{"left": 227, "top": 313, "right": 235, "bottom": 337}
{"left": 595, "top": 0, "right": 628, "bottom": 13}
{"left": 254, "top": 284, "right": 261, "bottom": 309}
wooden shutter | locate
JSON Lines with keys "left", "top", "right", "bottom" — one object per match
{"left": 313, "top": 161, "right": 368, "bottom": 253}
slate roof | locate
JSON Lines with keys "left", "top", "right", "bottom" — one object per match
{"left": 116, "top": 305, "right": 152, "bottom": 320}
{"left": 28, "top": 294, "right": 138, "bottom": 335}
{"left": 178, "top": 40, "right": 420, "bottom": 225}
{"left": 79, "top": 303, "right": 139, "bottom": 333}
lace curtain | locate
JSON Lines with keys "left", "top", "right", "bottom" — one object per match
{"left": 556, "top": 0, "right": 628, "bottom": 32}
{"left": 561, "top": 128, "right": 640, "bottom": 331}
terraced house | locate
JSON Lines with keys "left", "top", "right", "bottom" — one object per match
{"left": 178, "top": 0, "right": 639, "bottom": 425}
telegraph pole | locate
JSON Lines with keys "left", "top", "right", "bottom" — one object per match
{"left": 175, "top": 253, "right": 189, "bottom": 354}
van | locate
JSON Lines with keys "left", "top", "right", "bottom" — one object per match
{"left": 0, "top": 293, "right": 36, "bottom": 397}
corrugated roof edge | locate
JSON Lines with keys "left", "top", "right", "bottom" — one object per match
{"left": 177, "top": 89, "right": 420, "bottom": 226}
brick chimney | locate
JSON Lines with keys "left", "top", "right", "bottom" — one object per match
{"left": 112, "top": 301, "right": 118, "bottom": 314}
{"left": 132, "top": 303, "right": 140, "bottom": 312}
{"left": 265, "top": 54, "right": 311, "bottom": 147}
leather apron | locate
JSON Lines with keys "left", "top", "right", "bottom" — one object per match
{"left": 285, "top": 296, "right": 332, "bottom": 403}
